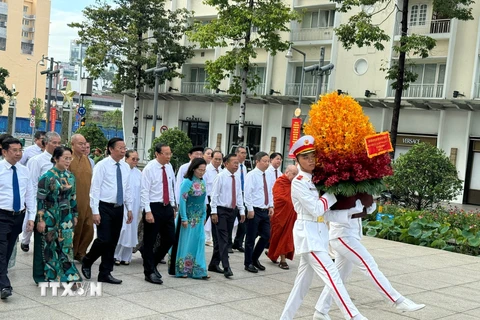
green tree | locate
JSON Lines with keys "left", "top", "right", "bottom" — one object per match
{"left": 69, "top": 0, "right": 195, "bottom": 150}
{"left": 103, "top": 109, "right": 123, "bottom": 130}
{"left": 188, "top": 0, "right": 299, "bottom": 145}
{"left": 29, "top": 98, "right": 44, "bottom": 129}
{"left": 0, "top": 67, "right": 12, "bottom": 113}
{"left": 333, "top": 0, "right": 474, "bottom": 152}
{"left": 148, "top": 128, "right": 192, "bottom": 172}
{"left": 384, "top": 143, "right": 463, "bottom": 210}
{"left": 75, "top": 124, "right": 108, "bottom": 152}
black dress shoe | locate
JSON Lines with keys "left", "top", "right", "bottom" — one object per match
{"left": 232, "top": 245, "right": 245, "bottom": 252}
{"left": 0, "top": 287, "right": 12, "bottom": 299}
{"left": 153, "top": 266, "right": 163, "bottom": 279}
{"left": 224, "top": 267, "right": 233, "bottom": 278}
{"left": 20, "top": 243, "right": 29, "bottom": 252}
{"left": 145, "top": 273, "right": 163, "bottom": 285}
{"left": 208, "top": 264, "right": 224, "bottom": 274}
{"left": 228, "top": 247, "right": 234, "bottom": 254}
{"left": 98, "top": 274, "right": 122, "bottom": 285}
{"left": 244, "top": 264, "right": 258, "bottom": 273}
{"left": 81, "top": 257, "right": 91, "bottom": 280}
{"left": 253, "top": 260, "right": 266, "bottom": 271}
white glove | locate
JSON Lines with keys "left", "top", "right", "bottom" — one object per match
{"left": 366, "top": 202, "right": 377, "bottom": 215}
{"left": 347, "top": 199, "right": 364, "bottom": 215}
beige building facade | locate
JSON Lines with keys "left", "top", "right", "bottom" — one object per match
{"left": 0, "top": 0, "right": 50, "bottom": 117}
{"left": 123, "top": 0, "right": 480, "bottom": 204}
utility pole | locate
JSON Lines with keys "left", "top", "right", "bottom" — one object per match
{"left": 41, "top": 57, "right": 60, "bottom": 131}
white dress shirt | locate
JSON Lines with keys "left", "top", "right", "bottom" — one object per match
{"left": 20, "top": 144, "right": 42, "bottom": 165}
{"left": 0, "top": 160, "right": 36, "bottom": 221}
{"left": 266, "top": 164, "right": 282, "bottom": 188}
{"left": 244, "top": 167, "right": 273, "bottom": 211}
{"left": 89, "top": 156, "right": 133, "bottom": 215}
{"left": 141, "top": 160, "right": 176, "bottom": 212}
{"left": 175, "top": 162, "right": 190, "bottom": 204}
{"left": 88, "top": 157, "right": 95, "bottom": 169}
{"left": 210, "top": 169, "right": 245, "bottom": 215}
{"left": 27, "top": 151, "right": 54, "bottom": 196}
{"left": 203, "top": 163, "right": 223, "bottom": 196}
{"left": 234, "top": 162, "right": 247, "bottom": 193}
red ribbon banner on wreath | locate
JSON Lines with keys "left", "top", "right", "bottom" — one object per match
{"left": 365, "top": 131, "right": 394, "bottom": 158}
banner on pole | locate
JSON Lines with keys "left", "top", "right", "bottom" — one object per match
{"left": 289, "top": 118, "right": 302, "bottom": 158}
{"left": 50, "top": 107, "right": 57, "bottom": 132}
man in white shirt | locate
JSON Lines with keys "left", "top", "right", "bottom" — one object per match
{"left": 19, "top": 130, "right": 46, "bottom": 165}
{"left": 20, "top": 132, "right": 61, "bottom": 252}
{"left": 175, "top": 146, "right": 204, "bottom": 204}
{"left": 209, "top": 153, "right": 244, "bottom": 278}
{"left": 266, "top": 152, "right": 283, "bottom": 187}
{"left": 141, "top": 143, "right": 176, "bottom": 285}
{"left": 203, "top": 150, "right": 223, "bottom": 246}
{"left": 0, "top": 138, "right": 36, "bottom": 299}
{"left": 243, "top": 151, "right": 274, "bottom": 273}
{"left": 85, "top": 142, "right": 95, "bottom": 169}
{"left": 232, "top": 146, "right": 248, "bottom": 252}
{"left": 82, "top": 138, "right": 133, "bottom": 285}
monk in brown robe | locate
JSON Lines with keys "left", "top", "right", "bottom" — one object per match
{"left": 267, "top": 165, "right": 298, "bottom": 269}
{"left": 70, "top": 133, "right": 94, "bottom": 261}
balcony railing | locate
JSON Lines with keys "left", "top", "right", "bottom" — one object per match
{"left": 388, "top": 83, "right": 444, "bottom": 98}
{"left": 181, "top": 82, "right": 211, "bottom": 94}
{"left": 21, "top": 38, "right": 34, "bottom": 44}
{"left": 23, "top": 14, "right": 36, "bottom": 20}
{"left": 291, "top": 27, "right": 334, "bottom": 42}
{"left": 248, "top": 83, "right": 265, "bottom": 95}
{"left": 22, "top": 26, "right": 35, "bottom": 32}
{"left": 395, "top": 19, "right": 451, "bottom": 36}
{"left": 286, "top": 83, "right": 329, "bottom": 97}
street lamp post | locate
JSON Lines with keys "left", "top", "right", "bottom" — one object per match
{"left": 303, "top": 47, "right": 334, "bottom": 99}
{"left": 41, "top": 57, "right": 60, "bottom": 131}
{"left": 316, "top": 47, "right": 325, "bottom": 98}
{"left": 32, "top": 56, "right": 46, "bottom": 140}
{"left": 285, "top": 45, "right": 306, "bottom": 116}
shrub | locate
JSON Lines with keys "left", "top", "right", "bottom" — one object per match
{"left": 75, "top": 124, "right": 108, "bottom": 152}
{"left": 148, "top": 127, "right": 192, "bottom": 171}
{"left": 384, "top": 143, "right": 463, "bottom": 210}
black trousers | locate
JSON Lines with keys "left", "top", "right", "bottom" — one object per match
{"left": 232, "top": 210, "right": 246, "bottom": 248}
{"left": 209, "top": 207, "right": 237, "bottom": 269}
{"left": 0, "top": 210, "right": 25, "bottom": 289}
{"left": 142, "top": 202, "right": 175, "bottom": 276}
{"left": 244, "top": 207, "right": 270, "bottom": 267}
{"left": 84, "top": 202, "right": 123, "bottom": 277}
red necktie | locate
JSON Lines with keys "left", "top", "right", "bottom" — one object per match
{"left": 231, "top": 174, "right": 236, "bottom": 208}
{"left": 263, "top": 173, "right": 268, "bottom": 206}
{"left": 275, "top": 169, "right": 278, "bottom": 180}
{"left": 162, "top": 166, "right": 169, "bottom": 205}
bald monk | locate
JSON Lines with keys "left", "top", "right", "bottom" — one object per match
{"left": 267, "top": 165, "right": 298, "bottom": 269}
{"left": 70, "top": 133, "right": 94, "bottom": 261}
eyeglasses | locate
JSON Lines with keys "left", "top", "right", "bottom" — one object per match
{"left": 61, "top": 157, "right": 73, "bottom": 161}
{"left": 130, "top": 157, "right": 140, "bottom": 161}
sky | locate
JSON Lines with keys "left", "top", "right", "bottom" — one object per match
{"left": 48, "top": 0, "right": 99, "bottom": 61}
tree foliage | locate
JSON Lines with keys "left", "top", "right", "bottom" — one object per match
{"left": 384, "top": 143, "right": 463, "bottom": 210}
{"left": 75, "top": 123, "right": 108, "bottom": 152}
{"left": 188, "top": 0, "right": 300, "bottom": 144}
{"left": 103, "top": 109, "right": 123, "bottom": 130}
{"left": 148, "top": 128, "right": 192, "bottom": 172}
{"left": 333, "top": 0, "right": 474, "bottom": 151}
{"left": 0, "top": 67, "right": 12, "bottom": 113}
{"left": 69, "top": 0, "right": 195, "bottom": 149}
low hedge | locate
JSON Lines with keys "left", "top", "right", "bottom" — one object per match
{"left": 363, "top": 204, "right": 480, "bottom": 256}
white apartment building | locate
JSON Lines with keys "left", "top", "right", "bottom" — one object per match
{"left": 122, "top": 0, "right": 480, "bottom": 205}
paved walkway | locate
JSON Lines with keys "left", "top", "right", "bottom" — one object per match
{"left": 1, "top": 236, "right": 480, "bottom": 319}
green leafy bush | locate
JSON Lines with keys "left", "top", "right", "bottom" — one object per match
{"left": 364, "top": 205, "right": 480, "bottom": 256}
{"left": 148, "top": 128, "right": 192, "bottom": 171}
{"left": 384, "top": 143, "right": 463, "bottom": 210}
{"left": 75, "top": 124, "right": 108, "bottom": 152}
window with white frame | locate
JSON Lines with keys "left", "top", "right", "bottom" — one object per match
{"left": 22, "top": 19, "right": 29, "bottom": 26}
{"left": 190, "top": 67, "right": 208, "bottom": 83}
{"left": 249, "top": 66, "right": 265, "bottom": 83}
{"left": 301, "top": 9, "right": 335, "bottom": 29}
{"left": 23, "top": 6, "right": 28, "bottom": 13}
{"left": 410, "top": 4, "right": 427, "bottom": 26}
{"left": 22, "top": 31, "right": 28, "bottom": 37}
{"left": 405, "top": 63, "right": 446, "bottom": 97}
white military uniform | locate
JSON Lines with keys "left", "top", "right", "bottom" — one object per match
{"left": 280, "top": 135, "right": 367, "bottom": 320}
{"left": 315, "top": 203, "right": 405, "bottom": 314}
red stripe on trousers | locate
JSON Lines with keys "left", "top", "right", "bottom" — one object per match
{"left": 338, "top": 237, "right": 396, "bottom": 303}
{"left": 310, "top": 252, "right": 353, "bottom": 319}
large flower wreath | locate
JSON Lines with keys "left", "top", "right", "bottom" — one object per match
{"left": 303, "top": 92, "right": 393, "bottom": 207}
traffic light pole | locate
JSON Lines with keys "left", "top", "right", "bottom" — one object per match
{"left": 41, "top": 57, "right": 60, "bottom": 131}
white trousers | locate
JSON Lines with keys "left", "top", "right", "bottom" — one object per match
{"left": 21, "top": 214, "right": 32, "bottom": 245}
{"left": 316, "top": 236, "right": 402, "bottom": 315}
{"left": 280, "top": 251, "right": 361, "bottom": 320}
{"left": 114, "top": 244, "right": 133, "bottom": 262}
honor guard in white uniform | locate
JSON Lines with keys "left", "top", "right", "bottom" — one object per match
{"left": 314, "top": 204, "right": 425, "bottom": 319}
{"left": 280, "top": 135, "right": 368, "bottom": 320}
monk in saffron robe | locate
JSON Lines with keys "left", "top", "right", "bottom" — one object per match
{"left": 70, "top": 134, "right": 94, "bottom": 261}
{"left": 267, "top": 165, "right": 298, "bottom": 269}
